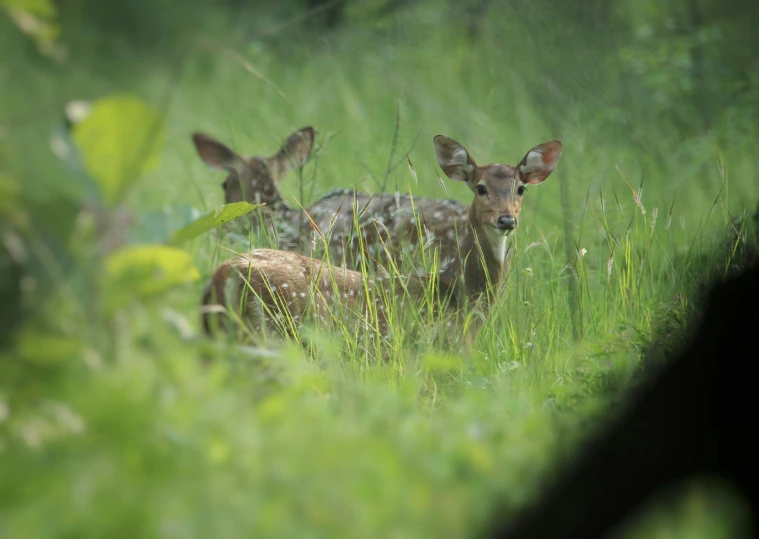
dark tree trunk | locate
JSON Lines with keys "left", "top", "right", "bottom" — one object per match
{"left": 485, "top": 239, "right": 759, "bottom": 539}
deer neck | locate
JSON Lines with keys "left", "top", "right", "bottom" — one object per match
{"left": 244, "top": 193, "right": 301, "bottom": 249}
{"left": 275, "top": 201, "right": 297, "bottom": 220}
{"left": 438, "top": 207, "right": 508, "bottom": 307}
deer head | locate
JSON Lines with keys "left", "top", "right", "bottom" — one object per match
{"left": 192, "top": 127, "right": 315, "bottom": 209}
{"left": 433, "top": 135, "right": 562, "bottom": 277}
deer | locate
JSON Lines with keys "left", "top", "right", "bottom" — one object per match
{"left": 192, "top": 128, "right": 469, "bottom": 270}
{"left": 200, "top": 134, "right": 563, "bottom": 343}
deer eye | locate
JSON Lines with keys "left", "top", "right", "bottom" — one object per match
{"left": 476, "top": 184, "right": 487, "bottom": 196}
{"left": 517, "top": 185, "right": 526, "bottom": 196}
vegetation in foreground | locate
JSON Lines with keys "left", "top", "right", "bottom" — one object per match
{"left": 1, "top": 0, "right": 758, "bottom": 537}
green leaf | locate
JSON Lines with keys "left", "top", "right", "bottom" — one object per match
{"left": 72, "top": 95, "right": 165, "bottom": 206}
{"left": 169, "top": 201, "right": 260, "bottom": 245}
{"left": 102, "top": 245, "right": 199, "bottom": 312}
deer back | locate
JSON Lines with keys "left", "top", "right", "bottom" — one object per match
{"left": 295, "top": 188, "right": 469, "bottom": 270}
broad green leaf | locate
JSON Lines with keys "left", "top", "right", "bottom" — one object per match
{"left": 72, "top": 96, "right": 165, "bottom": 206}
{"left": 102, "top": 244, "right": 199, "bottom": 312}
{"left": 169, "top": 201, "right": 260, "bottom": 245}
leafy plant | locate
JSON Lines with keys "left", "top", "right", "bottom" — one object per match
{"left": 101, "top": 244, "right": 200, "bottom": 312}
{"left": 71, "top": 95, "right": 166, "bottom": 207}
{"left": 169, "top": 201, "right": 259, "bottom": 245}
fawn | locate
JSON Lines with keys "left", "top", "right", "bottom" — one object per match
{"left": 200, "top": 134, "right": 562, "bottom": 342}
{"left": 193, "top": 128, "right": 468, "bottom": 269}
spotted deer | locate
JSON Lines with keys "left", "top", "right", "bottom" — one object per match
{"left": 200, "top": 135, "right": 562, "bottom": 341}
{"left": 193, "top": 128, "right": 468, "bottom": 270}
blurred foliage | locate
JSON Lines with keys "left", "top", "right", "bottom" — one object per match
{"left": 70, "top": 95, "right": 165, "bottom": 206}
{"left": 1, "top": 0, "right": 66, "bottom": 60}
{"left": 102, "top": 244, "right": 200, "bottom": 313}
{"left": 129, "top": 204, "right": 204, "bottom": 244}
{"left": 5, "top": 0, "right": 753, "bottom": 140}
{"left": 0, "top": 90, "right": 253, "bottom": 354}
{"left": 612, "top": 0, "right": 759, "bottom": 133}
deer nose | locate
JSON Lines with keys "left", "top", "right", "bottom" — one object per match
{"left": 497, "top": 215, "right": 516, "bottom": 231}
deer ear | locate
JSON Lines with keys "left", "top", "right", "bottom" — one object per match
{"left": 434, "top": 135, "right": 477, "bottom": 183}
{"left": 192, "top": 133, "right": 243, "bottom": 171}
{"left": 518, "top": 140, "right": 562, "bottom": 184}
{"left": 272, "top": 126, "right": 315, "bottom": 178}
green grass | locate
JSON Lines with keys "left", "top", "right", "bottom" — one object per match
{"left": 2, "top": 2, "right": 758, "bottom": 537}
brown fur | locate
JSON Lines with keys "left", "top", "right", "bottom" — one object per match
{"left": 201, "top": 135, "right": 563, "bottom": 345}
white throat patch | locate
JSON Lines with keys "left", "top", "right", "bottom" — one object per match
{"left": 483, "top": 226, "right": 509, "bottom": 265}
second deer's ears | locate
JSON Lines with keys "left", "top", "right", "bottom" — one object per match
{"left": 272, "top": 126, "right": 316, "bottom": 177}
{"left": 434, "top": 135, "right": 477, "bottom": 183}
{"left": 518, "top": 140, "right": 563, "bottom": 185}
{"left": 192, "top": 133, "right": 243, "bottom": 171}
